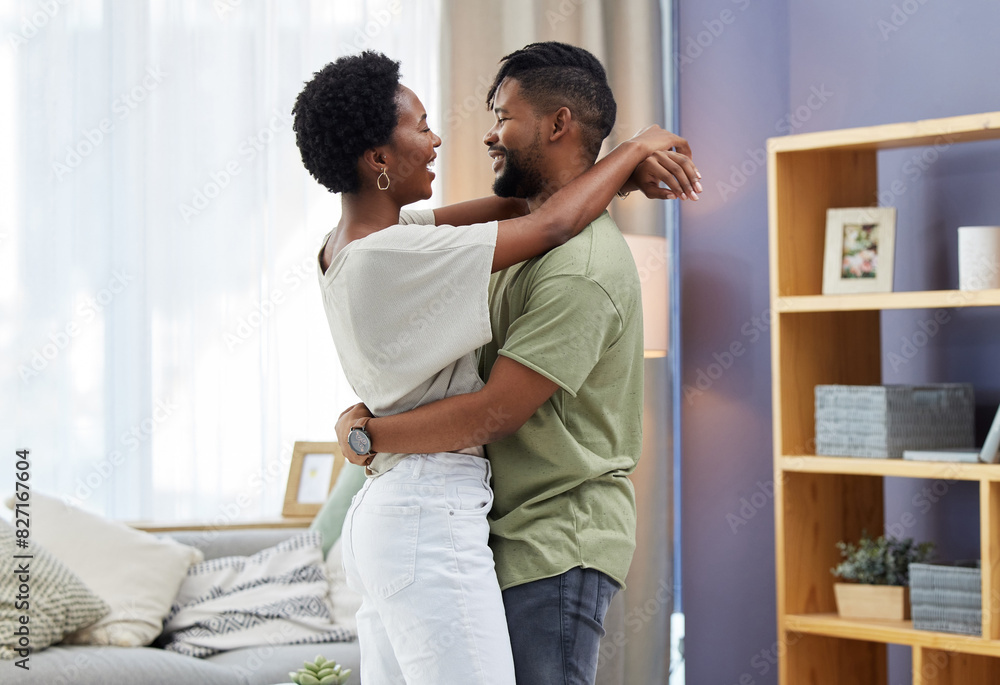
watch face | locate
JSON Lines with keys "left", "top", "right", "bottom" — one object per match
{"left": 349, "top": 428, "right": 370, "bottom": 455}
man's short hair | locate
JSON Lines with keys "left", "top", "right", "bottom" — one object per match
{"left": 486, "top": 42, "right": 616, "bottom": 163}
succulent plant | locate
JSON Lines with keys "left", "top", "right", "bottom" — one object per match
{"left": 831, "top": 532, "right": 934, "bottom": 586}
{"left": 288, "top": 655, "right": 352, "bottom": 685}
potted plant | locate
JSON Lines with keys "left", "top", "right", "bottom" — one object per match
{"left": 286, "top": 655, "right": 352, "bottom": 685}
{"left": 830, "top": 532, "right": 934, "bottom": 620}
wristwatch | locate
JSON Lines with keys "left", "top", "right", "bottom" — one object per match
{"left": 347, "top": 416, "right": 375, "bottom": 457}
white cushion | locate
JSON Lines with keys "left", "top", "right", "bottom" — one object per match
{"left": 4, "top": 492, "right": 203, "bottom": 647}
{"left": 162, "top": 531, "right": 355, "bottom": 657}
{"left": 324, "top": 537, "right": 362, "bottom": 632}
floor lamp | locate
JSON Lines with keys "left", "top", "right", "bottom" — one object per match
{"left": 624, "top": 234, "right": 669, "bottom": 357}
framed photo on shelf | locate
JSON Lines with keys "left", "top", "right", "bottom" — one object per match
{"left": 822, "top": 207, "right": 897, "bottom": 295}
{"left": 282, "top": 441, "right": 344, "bottom": 517}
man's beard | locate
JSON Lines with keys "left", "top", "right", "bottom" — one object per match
{"left": 492, "top": 138, "right": 546, "bottom": 199}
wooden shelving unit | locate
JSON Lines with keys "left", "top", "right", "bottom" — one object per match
{"left": 768, "top": 111, "right": 1000, "bottom": 684}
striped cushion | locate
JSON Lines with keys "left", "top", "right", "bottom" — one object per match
{"left": 0, "top": 521, "right": 109, "bottom": 660}
{"left": 161, "top": 531, "right": 354, "bottom": 657}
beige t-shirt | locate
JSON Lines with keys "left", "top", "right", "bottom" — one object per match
{"left": 317, "top": 209, "right": 497, "bottom": 475}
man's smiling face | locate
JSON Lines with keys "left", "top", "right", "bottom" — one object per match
{"left": 483, "top": 78, "right": 547, "bottom": 199}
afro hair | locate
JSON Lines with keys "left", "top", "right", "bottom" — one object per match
{"left": 486, "top": 42, "right": 616, "bottom": 164}
{"left": 292, "top": 51, "right": 401, "bottom": 194}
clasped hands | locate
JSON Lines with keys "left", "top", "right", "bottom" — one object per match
{"left": 623, "top": 130, "right": 700, "bottom": 201}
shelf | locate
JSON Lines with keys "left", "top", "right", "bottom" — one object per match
{"left": 128, "top": 517, "right": 315, "bottom": 532}
{"left": 770, "top": 111, "right": 1000, "bottom": 683}
{"left": 775, "top": 289, "right": 1000, "bottom": 312}
{"left": 779, "top": 456, "right": 1000, "bottom": 481}
{"left": 785, "top": 614, "right": 997, "bottom": 657}
{"left": 768, "top": 111, "right": 1000, "bottom": 153}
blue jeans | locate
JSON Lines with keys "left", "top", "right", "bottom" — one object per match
{"left": 501, "top": 567, "right": 619, "bottom": 685}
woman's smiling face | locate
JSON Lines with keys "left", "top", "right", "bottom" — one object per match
{"left": 384, "top": 85, "right": 442, "bottom": 203}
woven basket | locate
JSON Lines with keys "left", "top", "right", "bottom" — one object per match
{"left": 815, "top": 384, "right": 974, "bottom": 459}
{"left": 909, "top": 562, "right": 982, "bottom": 636}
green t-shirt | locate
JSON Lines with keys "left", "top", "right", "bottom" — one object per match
{"left": 480, "top": 211, "right": 643, "bottom": 590}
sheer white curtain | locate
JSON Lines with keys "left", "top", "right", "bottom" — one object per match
{"left": 1, "top": 0, "right": 440, "bottom": 522}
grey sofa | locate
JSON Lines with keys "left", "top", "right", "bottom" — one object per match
{"left": 19, "top": 528, "right": 360, "bottom": 685}
{"left": 20, "top": 526, "right": 628, "bottom": 685}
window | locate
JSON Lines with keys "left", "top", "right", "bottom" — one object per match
{"left": 2, "top": 0, "right": 440, "bottom": 521}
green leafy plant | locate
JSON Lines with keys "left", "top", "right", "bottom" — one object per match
{"left": 289, "top": 655, "right": 351, "bottom": 685}
{"left": 830, "top": 532, "right": 934, "bottom": 586}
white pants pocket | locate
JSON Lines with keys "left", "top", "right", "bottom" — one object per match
{"left": 352, "top": 503, "right": 420, "bottom": 599}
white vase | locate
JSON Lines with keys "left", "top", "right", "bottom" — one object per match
{"left": 958, "top": 226, "right": 1000, "bottom": 291}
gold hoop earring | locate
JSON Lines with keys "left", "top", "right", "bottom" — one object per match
{"left": 377, "top": 168, "right": 390, "bottom": 191}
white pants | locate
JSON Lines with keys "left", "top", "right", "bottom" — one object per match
{"left": 341, "top": 453, "right": 516, "bottom": 685}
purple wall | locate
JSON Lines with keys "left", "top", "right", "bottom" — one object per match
{"left": 679, "top": 1, "right": 1000, "bottom": 683}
